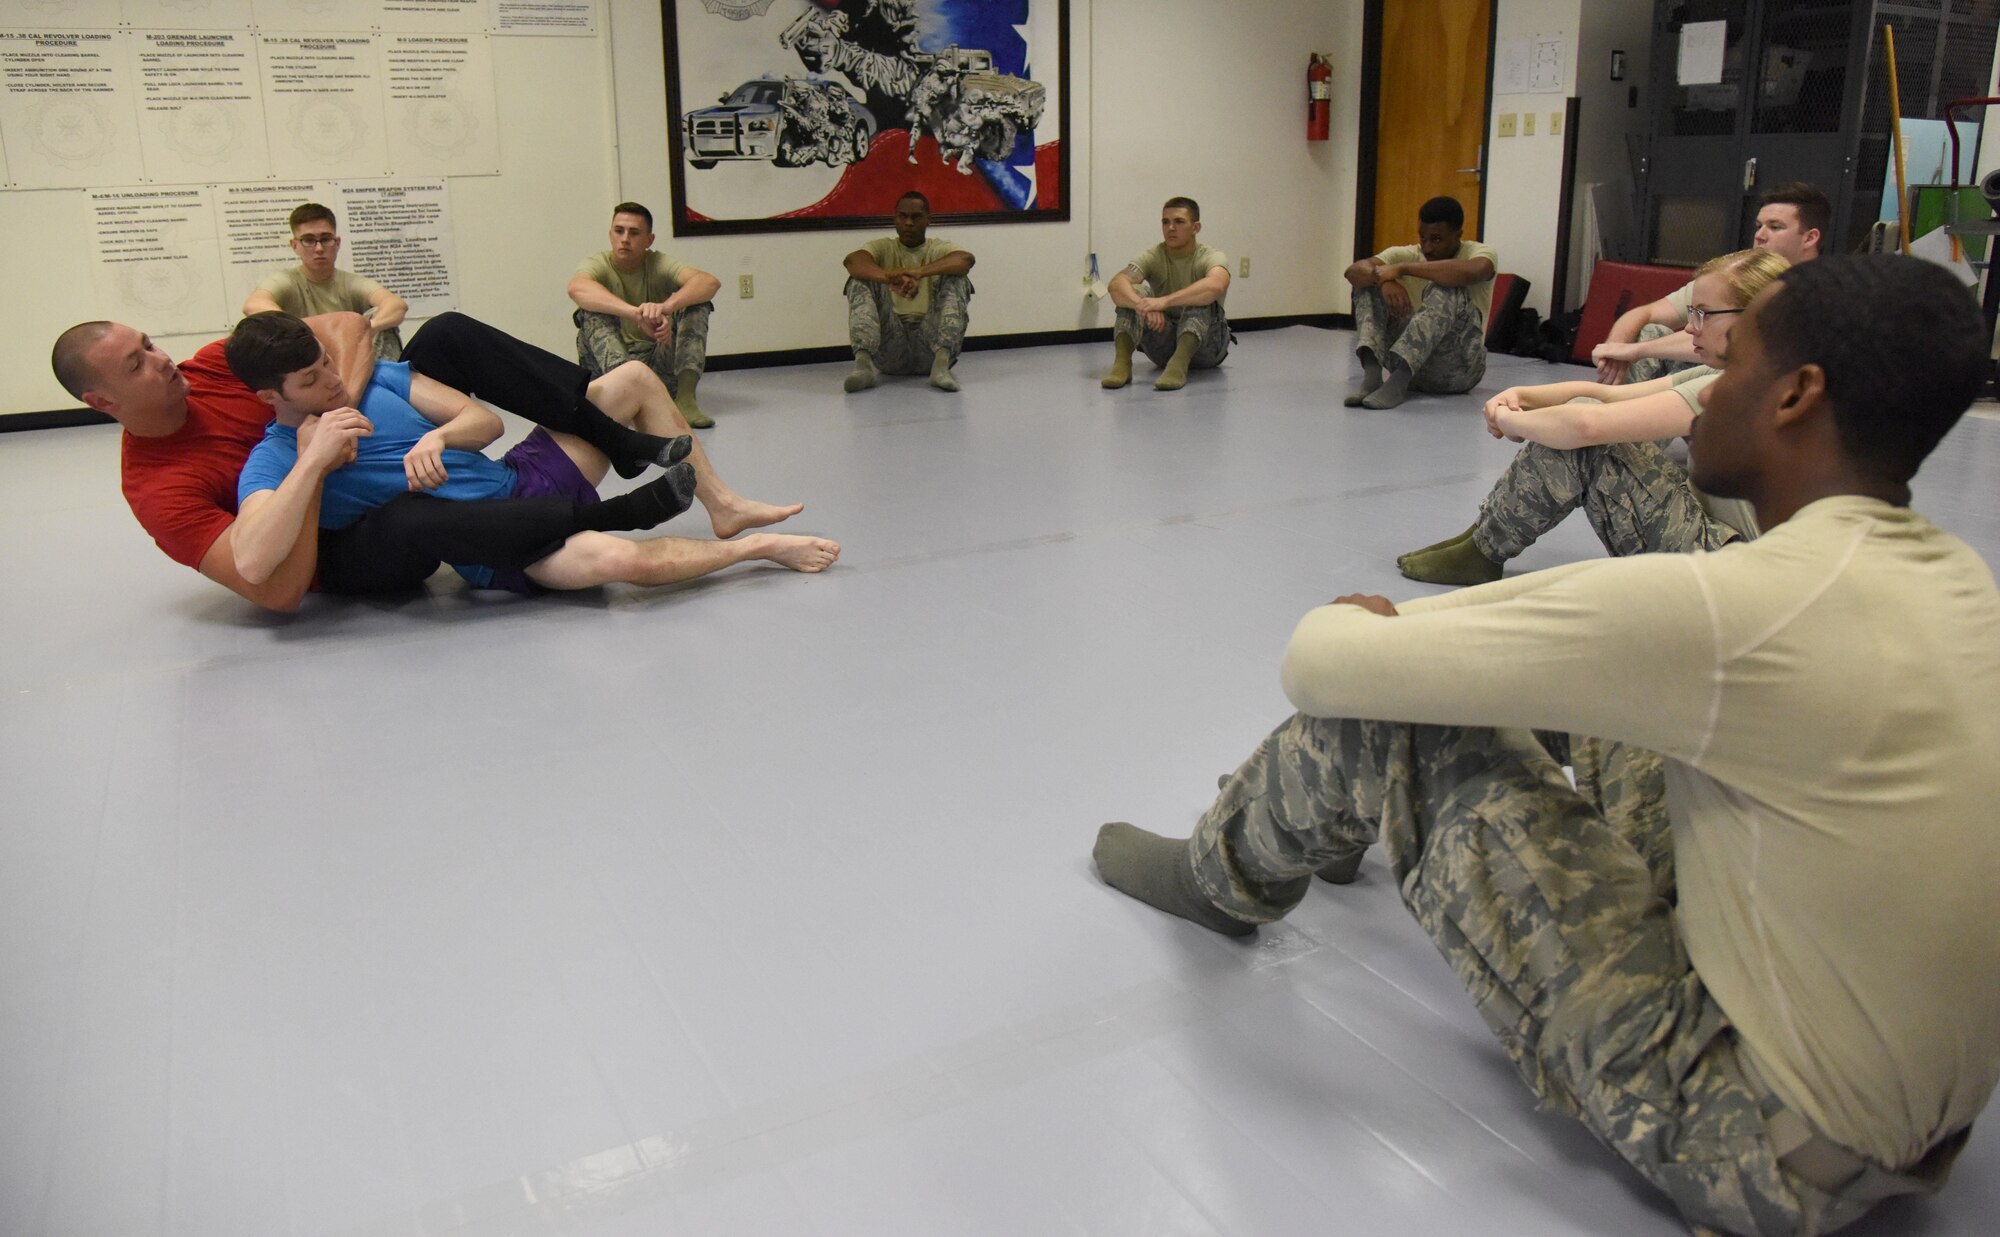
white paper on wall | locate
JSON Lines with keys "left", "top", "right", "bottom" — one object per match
{"left": 8, "top": 1, "right": 122, "bottom": 29}
{"left": 380, "top": 0, "right": 493, "bottom": 35}
{"left": 381, "top": 33, "right": 498, "bottom": 175}
{"left": 122, "top": 0, "right": 257, "bottom": 31}
{"left": 1528, "top": 36, "right": 1564, "bottom": 94}
{"left": 1678, "top": 20, "right": 1726, "bottom": 86}
{"left": 0, "top": 30, "right": 147, "bottom": 189}
{"left": 250, "top": 0, "right": 374, "bottom": 33}
{"left": 88, "top": 183, "right": 225, "bottom": 335}
{"left": 259, "top": 33, "right": 391, "bottom": 179}
{"left": 493, "top": 2, "right": 596, "bottom": 36}
{"left": 135, "top": 30, "right": 271, "bottom": 184}
{"left": 217, "top": 179, "right": 330, "bottom": 319}
{"left": 1494, "top": 38, "right": 1530, "bottom": 94}
{"left": 334, "top": 178, "right": 456, "bottom": 317}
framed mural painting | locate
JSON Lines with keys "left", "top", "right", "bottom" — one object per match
{"left": 663, "top": 1, "right": 1069, "bottom": 235}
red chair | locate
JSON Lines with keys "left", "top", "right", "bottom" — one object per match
{"left": 1486, "top": 273, "right": 1530, "bottom": 351}
{"left": 1570, "top": 261, "right": 1695, "bottom": 364}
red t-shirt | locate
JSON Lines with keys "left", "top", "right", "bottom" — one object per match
{"left": 119, "top": 341, "right": 273, "bottom": 569}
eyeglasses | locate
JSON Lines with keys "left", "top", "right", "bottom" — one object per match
{"left": 1687, "top": 306, "right": 1743, "bottom": 330}
{"left": 294, "top": 233, "right": 339, "bottom": 248}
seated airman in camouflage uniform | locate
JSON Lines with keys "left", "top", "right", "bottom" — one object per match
{"left": 841, "top": 190, "right": 975, "bottom": 393}
{"left": 567, "top": 201, "right": 720, "bottom": 428}
{"left": 1591, "top": 183, "right": 1828, "bottom": 386}
{"left": 1091, "top": 254, "right": 2000, "bottom": 1237}
{"left": 1343, "top": 195, "right": 1495, "bottom": 409}
{"left": 1399, "top": 248, "right": 1786, "bottom": 586}
{"left": 1101, "top": 196, "right": 1231, "bottom": 392}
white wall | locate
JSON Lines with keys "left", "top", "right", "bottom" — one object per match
{"left": 1482, "top": 0, "right": 1580, "bottom": 317}
{"left": 0, "top": 0, "right": 1363, "bottom": 419}
{"left": 608, "top": 0, "right": 1361, "bottom": 357}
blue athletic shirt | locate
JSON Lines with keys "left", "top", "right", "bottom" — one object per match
{"left": 236, "top": 361, "right": 516, "bottom": 530}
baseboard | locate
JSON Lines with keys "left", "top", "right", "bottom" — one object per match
{"left": 0, "top": 408, "right": 113, "bottom": 433}
{"left": 1, "top": 314, "right": 1354, "bottom": 426}
{"left": 707, "top": 312, "right": 1349, "bottom": 372}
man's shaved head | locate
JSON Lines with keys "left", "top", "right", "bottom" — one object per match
{"left": 50, "top": 321, "right": 116, "bottom": 400}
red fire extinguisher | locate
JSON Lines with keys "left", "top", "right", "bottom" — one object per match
{"left": 1307, "top": 53, "right": 1332, "bottom": 141}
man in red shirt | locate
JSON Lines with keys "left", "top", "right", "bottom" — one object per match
{"left": 51, "top": 311, "right": 813, "bottom": 611}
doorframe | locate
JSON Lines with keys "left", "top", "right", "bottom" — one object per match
{"left": 1352, "top": 0, "right": 1499, "bottom": 262}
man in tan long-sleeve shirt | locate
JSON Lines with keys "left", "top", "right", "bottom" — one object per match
{"left": 1091, "top": 255, "right": 2000, "bottom": 1237}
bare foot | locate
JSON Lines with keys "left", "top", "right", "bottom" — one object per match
{"left": 710, "top": 496, "right": 804, "bottom": 539}
{"left": 753, "top": 534, "right": 840, "bottom": 573}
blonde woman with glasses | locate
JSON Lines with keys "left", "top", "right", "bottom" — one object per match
{"left": 1398, "top": 248, "right": 1790, "bottom": 586}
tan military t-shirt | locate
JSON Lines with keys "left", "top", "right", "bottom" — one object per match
{"left": 1663, "top": 280, "right": 1695, "bottom": 326}
{"left": 1668, "top": 367, "right": 1760, "bottom": 540}
{"left": 1280, "top": 497, "right": 2000, "bottom": 1168}
{"left": 255, "top": 266, "right": 388, "bottom": 318}
{"left": 864, "top": 236, "right": 962, "bottom": 318}
{"left": 575, "top": 250, "right": 689, "bottom": 346}
{"left": 1374, "top": 240, "right": 1499, "bottom": 320}
{"left": 1128, "top": 242, "right": 1229, "bottom": 303}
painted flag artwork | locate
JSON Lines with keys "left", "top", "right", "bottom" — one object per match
{"left": 664, "top": 0, "right": 1069, "bottom": 235}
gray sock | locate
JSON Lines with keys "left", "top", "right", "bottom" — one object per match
{"left": 843, "top": 351, "right": 878, "bottom": 393}
{"left": 1360, "top": 361, "right": 1413, "bottom": 409}
{"left": 929, "top": 348, "right": 960, "bottom": 392}
{"left": 1092, "top": 822, "right": 1255, "bottom": 937}
{"left": 1343, "top": 350, "right": 1384, "bottom": 406}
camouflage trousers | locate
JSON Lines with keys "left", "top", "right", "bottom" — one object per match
{"left": 1188, "top": 715, "right": 1871, "bottom": 1236}
{"left": 1625, "top": 322, "right": 1699, "bottom": 385}
{"left": 1473, "top": 436, "right": 1743, "bottom": 564}
{"left": 574, "top": 303, "right": 712, "bottom": 393}
{"left": 1353, "top": 282, "right": 1487, "bottom": 393}
{"left": 1113, "top": 295, "right": 1230, "bottom": 369}
{"left": 845, "top": 275, "right": 973, "bottom": 372}
{"left": 369, "top": 324, "right": 404, "bottom": 362}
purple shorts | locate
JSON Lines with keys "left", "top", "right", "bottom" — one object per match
{"left": 485, "top": 427, "right": 598, "bottom": 593}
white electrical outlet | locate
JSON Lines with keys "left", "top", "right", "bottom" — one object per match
{"left": 738, "top": 274, "right": 754, "bottom": 298}
{"left": 1239, "top": 256, "right": 1251, "bottom": 278}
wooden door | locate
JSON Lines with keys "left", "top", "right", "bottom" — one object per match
{"left": 1372, "top": 0, "right": 1492, "bottom": 252}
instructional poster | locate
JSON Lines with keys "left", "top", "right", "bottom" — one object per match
{"left": 12, "top": 2, "right": 122, "bottom": 29}
{"left": 338, "top": 180, "right": 456, "bottom": 317}
{"left": 254, "top": 0, "right": 376, "bottom": 34}
{"left": 0, "top": 30, "right": 146, "bottom": 189}
{"left": 260, "top": 34, "right": 391, "bottom": 179}
{"left": 382, "top": 34, "right": 498, "bottom": 174}
{"left": 380, "top": 0, "right": 491, "bottom": 35}
{"left": 88, "top": 184, "right": 225, "bottom": 336}
{"left": 135, "top": 30, "right": 270, "bottom": 183}
{"left": 125, "top": 0, "right": 258, "bottom": 30}
{"left": 136, "top": 177, "right": 462, "bottom": 328}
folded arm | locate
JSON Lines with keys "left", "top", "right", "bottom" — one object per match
{"left": 1378, "top": 255, "right": 1494, "bottom": 289}
{"left": 365, "top": 285, "right": 409, "bottom": 332}
{"left": 1280, "top": 556, "right": 1717, "bottom": 758}
{"left": 200, "top": 516, "right": 321, "bottom": 613}
{"left": 1145, "top": 265, "right": 1230, "bottom": 310}
{"left": 1598, "top": 294, "right": 1690, "bottom": 381}
{"left": 231, "top": 409, "right": 373, "bottom": 585}
{"left": 403, "top": 372, "right": 503, "bottom": 491}
{"left": 1491, "top": 386, "right": 1696, "bottom": 450}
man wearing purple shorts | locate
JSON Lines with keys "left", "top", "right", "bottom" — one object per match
{"left": 227, "top": 313, "right": 840, "bottom": 593}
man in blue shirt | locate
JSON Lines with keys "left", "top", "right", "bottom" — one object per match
{"left": 226, "top": 312, "right": 840, "bottom": 592}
